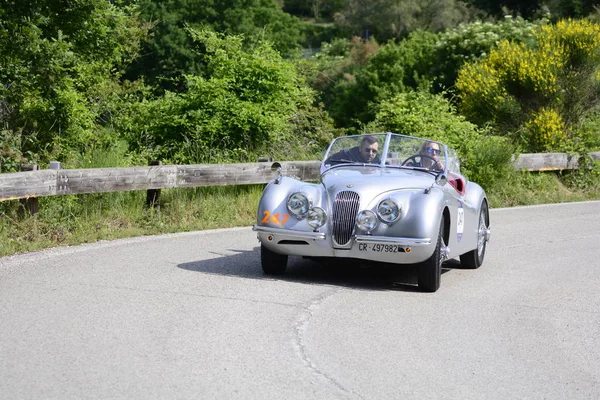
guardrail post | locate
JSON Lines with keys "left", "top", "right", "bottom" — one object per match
{"left": 146, "top": 161, "right": 162, "bottom": 210}
{"left": 18, "top": 164, "right": 40, "bottom": 216}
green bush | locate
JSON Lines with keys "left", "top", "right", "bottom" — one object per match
{"left": 120, "top": 29, "right": 334, "bottom": 164}
{"left": 316, "top": 31, "right": 438, "bottom": 128}
{"left": 432, "top": 17, "right": 544, "bottom": 92}
{"left": 369, "top": 90, "right": 515, "bottom": 190}
{"left": 561, "top": 155, "right": 600, "bottom": 190}
{"left": 456, "top": 19, "right": 600, "bottom": 152}
{"left": 0, "top": 130, "right": 28, "bottom": 172}
{"left": 572, "top": 109, "right": 600, "bottom": 150}
{"left": 464, "top": 136, "right": 516, "bottom": 190}
{"left": 0, "top": 0, "right": 147, "bottom": 168}
{"left": 307, "top": 36, "right": 380, "bottom": 128}
{"left": 370, "top": 90, "right": 480, "bottom": 159}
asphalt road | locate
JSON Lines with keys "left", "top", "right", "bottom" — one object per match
{"left": 1, "top": 201, "right": 599, "bottom": 399}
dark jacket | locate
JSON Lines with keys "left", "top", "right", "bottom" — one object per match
{"left": 326, "top": 146, "right": 380, "bottom": 164}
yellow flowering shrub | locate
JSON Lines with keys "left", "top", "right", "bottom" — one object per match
{"left": 523, "top": 108, "right": 566, "bottom": 152}
{"left": 456, "top": 19, "right": 600, "bottom": 152}
{"left": 537, "top": 19, "right": 600, "bottom": 69}
{"left": 455, "top": 59, "right": 507, "bottom": 125}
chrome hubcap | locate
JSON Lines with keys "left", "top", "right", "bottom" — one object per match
{"left": 477, "top": 212, "right": 489, "bottom": 258}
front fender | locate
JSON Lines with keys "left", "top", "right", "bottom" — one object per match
{"left": 256, "top": 177, "right": 325, "bottom": 231}
{"left": 363, "top": 187, "right": 445, "bottom": 243}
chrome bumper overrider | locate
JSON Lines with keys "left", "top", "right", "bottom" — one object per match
{"left": 252, "top": 225, "right": 327, "bottom": 240}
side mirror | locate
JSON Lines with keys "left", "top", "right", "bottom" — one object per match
{"left": 435, "top": 173, "right": 448, "bottom": 186}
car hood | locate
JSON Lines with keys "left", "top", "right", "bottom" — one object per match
{"left": 320, "top": 166, "right": 435, "bottom": 194}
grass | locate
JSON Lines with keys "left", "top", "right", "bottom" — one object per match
{"left": 2, "top": 171, "right": 599, "bottom": 258}
{"left": 2, "top": 139, "right": 599, "bottom": 258}
{"left": 487, "top": 170, "right": 600, "bottom": 208}
{"left": 0, "top": 185, "right": 264, "bottom": 257}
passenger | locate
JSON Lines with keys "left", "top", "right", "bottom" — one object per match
{"left": 406, "top": 141, "right": 444, "bottom": 171}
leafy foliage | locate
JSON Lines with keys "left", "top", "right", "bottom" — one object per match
{"left": 126, "top": 0, "right": 304, "bottom": 92}
{"left": 309, "top": 18, "right": 544, "bottom": 129}
{"left": 432, "top": 17, "right": 544, "bottom": 92}
{"left": 333, "top": 0, "right": 473, "bottom": 42}
{"left": 456, "top": 19, "right": 600, "bottom": 152}
{"left": 368, "top": 90, "right": 515, "bottom": 189}
{"left": 0, "top": 0, "right": 146, "bottom": 171}
{"left": 314, "top": 31, "right": 438, "bottom": 128}
{"left": 370, "top": 90, "right": 480, "bottom": 160}
{"left": 121, "top": 29, "right": 333, "bottom": 164}
{"left": 304, "top": 36, "right": 380, "bottom": 129}
{"left": 467, "top": 0, "right": 544, "bottom": 19}
{"left": 283, "top": 0, "right": 345, "bottom": 20}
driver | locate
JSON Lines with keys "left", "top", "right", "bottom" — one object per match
{"left": 328, "top": 135, "right": 380, "bottom": 164}
{"left": 405, "top": 141, "right": 444, "bottom": 170}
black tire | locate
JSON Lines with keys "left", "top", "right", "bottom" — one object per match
{"left": 460, "top": 201, "right": 489, "bottom": 269}
{"left": 261, "top": 244, "right": 288, "bottom": 274}
{"left": 418, "top": 216, "right": 444, "bottom": 293}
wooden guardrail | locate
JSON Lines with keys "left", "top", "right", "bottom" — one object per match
{"left": 0, "top": 152, "right": 599, "bottom": 205}
{"left": 0, "top": 161, "right": 321, "bottom": 203}
{"left": 512, "top": 152, "right": 600, "bottom": 171}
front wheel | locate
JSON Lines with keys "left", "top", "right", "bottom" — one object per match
{"left": 418, "top": 216, "right": 444, "bottom": 292}
{"left": 460, "top": 201, "right": 490, "bottom": 269}
{"left": 261, "top": 244, "right": 288, "bottom": 274}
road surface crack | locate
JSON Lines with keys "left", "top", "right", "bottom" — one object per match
{"left": 293, "top": 287, "right": 365, "bottom": 399}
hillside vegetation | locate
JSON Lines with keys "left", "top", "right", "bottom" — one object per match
{"left": 1, "top": 0, "right": 600, "bottom": 256}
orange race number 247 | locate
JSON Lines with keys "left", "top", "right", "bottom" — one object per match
{"left": 262, "top": 211, "right": 290, "bottom": 227}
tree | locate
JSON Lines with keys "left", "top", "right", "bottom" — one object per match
{"left": 283, "top": 0, "right": 345, "bottom": 20}
{"left": 456, "top": 19, "right": 600, "bottom": 152}
{"left": 314, "top": 31, "right": 435, "bottom": 128}
{"left": 0, "top": 0, "right": 146, "bottom": 171}
{"left": 307, "top": 17, "right": 544, "bottom": 130}
{"left": 333, "top": 0, "right": 473, "bottom": 42}
{"left": 431, "top": 16, "right": 544, "bottom": 92}
{"left": 468, "top": 0, "right": 543, "bottom": 19}
{"left": 125, "top": 0, "right": 304, "bottom": 92}
{"left": 121, "top": 29, "right": 334, "bottom": 163}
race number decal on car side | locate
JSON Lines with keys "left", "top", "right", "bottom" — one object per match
{"left": 457, "top": 201, "right": 464, "bottom": 242}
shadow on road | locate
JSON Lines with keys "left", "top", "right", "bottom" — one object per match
{"left": 178, "top": 246, "right": 455, "bottom": 293}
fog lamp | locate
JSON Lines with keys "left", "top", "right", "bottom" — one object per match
{"left": 307, "top": 207, "right": 327, "bottom": 229}
{"left": 356, "top": 210, "right": 378, "bottom": 232}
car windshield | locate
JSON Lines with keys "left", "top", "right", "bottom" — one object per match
{"left": 322, "top": 133, "right": 459, "bottom": 174}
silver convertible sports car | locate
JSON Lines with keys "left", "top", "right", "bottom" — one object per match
{"left": 253, "top": 133, "right": 491, "bottom": 292}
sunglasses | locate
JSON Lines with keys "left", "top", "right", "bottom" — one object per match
{"left": 425, "top": 147, "right": 441, "bottom": 156}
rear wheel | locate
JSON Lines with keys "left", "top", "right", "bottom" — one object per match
{"left": 418, "top": 216, "right": 444, "bottom": 292}
{"left": 460, "top": 201, "right": 489, "bottom": 269}
{"left": 261, "top": 244, "right": 288, "bottom": 274}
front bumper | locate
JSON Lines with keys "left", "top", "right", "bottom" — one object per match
{"left": 253, "top": 225, "right": 434, "bottom": 264}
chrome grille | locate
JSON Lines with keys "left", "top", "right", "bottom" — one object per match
{"left": 332, "top": 191, "right": 360, "bottom": 246}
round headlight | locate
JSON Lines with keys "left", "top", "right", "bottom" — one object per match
{"left": 356, "top": 210, "right": 378, "bottom": 232}
{"left": 377, "top": 199, "right": 401, "bottom": 223}
{"left": 307, "top": 207, "right": 327, "bottom": 229}
{"left": 287, "top": 193, "right": 310, "bottom": 218}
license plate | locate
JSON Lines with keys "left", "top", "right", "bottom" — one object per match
{"left": 359, "top": 244, "right": 406, "bottom": 253}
